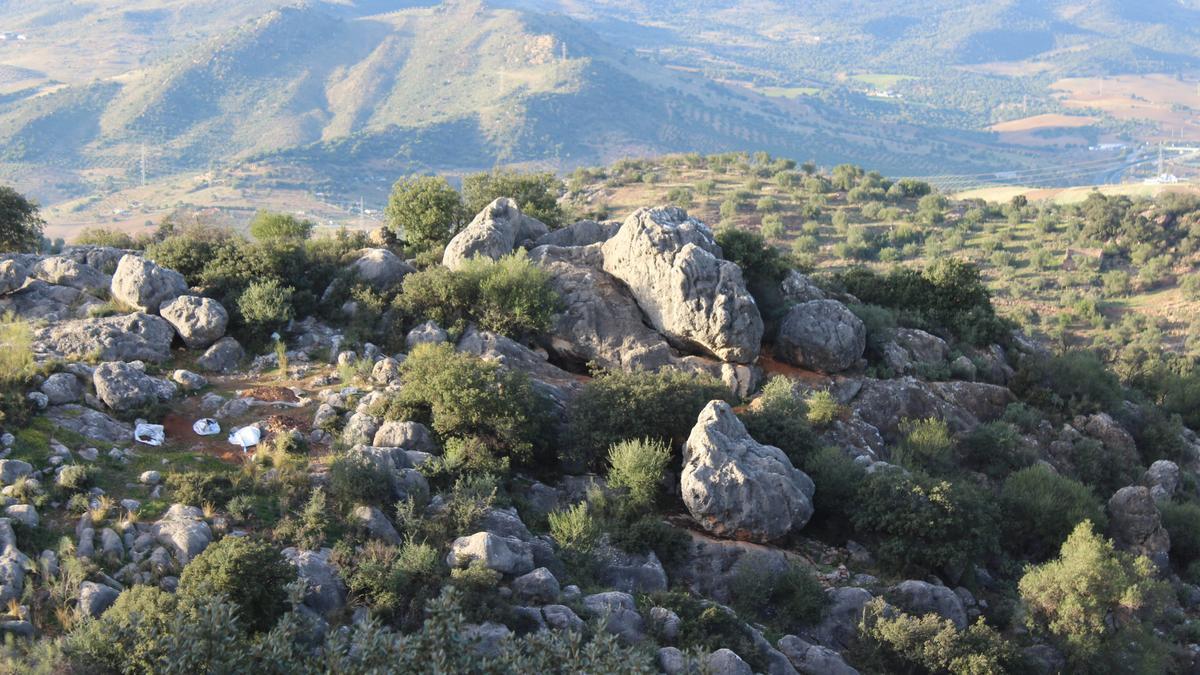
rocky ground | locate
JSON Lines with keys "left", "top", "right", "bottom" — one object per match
{"left": 0, "top": 199, "right": 1195, "bottom": 673}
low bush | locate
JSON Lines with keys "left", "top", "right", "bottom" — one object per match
{"left": 566, "top": 368, "right": 729, "bottom": 471}
{"left": 177, "top": 536, "right": 296, "bottom": 632}
{"left": 1012, "top": 351, "right": 1123, "bottom": 417}
{"left": 729, "top": 554, "right": 825, "bottom": 628}
{"left": 893, "top": 417, "right": 953, "bottom": 473}
{"left": 607, "top": 438, "right": 671, "bottom": 509}
{"left": 999, "top": 465, "right": 1107, "bottom": 562}
{"left": 329, "top": 452, "right": 394, "bottom": 507}
{"left": 740, "top": 376, "right": 819, "bottom": 466}
{"left": 165, "top": 472, "right": 234, "bottom": 507}
{"left": 1160, "top": 500, "right": 1200, "bottom": 574}
{"left": 852, "top": 468, "right": 998, "bottom": 576}
{"left": 548, "top": 502, "right": 600, "bottom": 556}
{"left": 855, "top": 598, "right": 1025, "bottom": 674}
{"left": 804, "top": 390, "right": 845, "bottom": 428}
{"left": 956, "top": 421, "right": 1034, "bottom": 479}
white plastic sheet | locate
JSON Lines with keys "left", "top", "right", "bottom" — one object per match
{"left": 192, "top": 418, "right": 220, "bottom": 436}
{"left": 134, "top": 423, "right": 164, "bottom": 446}
{"left": 227, "top": 425, "right": 261, "bottom": 451}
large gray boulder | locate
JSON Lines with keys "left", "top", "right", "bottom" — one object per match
{"left": 151, "top": 504, "right": 213, "bottom": 565}
{"left": 196, "top": 337, "right": 244, "bottom": 373}
{"left": 44, "top": 405, "right": 133, "bottom": 444}
{"left": 110, "top": 255, "right": 188, "bottom": 313}
{"left": 1107, "top": 486, "right": 1170, "bottom": 569}
{"left": 0, "top": 461, "right": 32, "bottom": 485}
{"left": 581, "top": 591, "right": 645, "bottom": 645}
{"left": 350, "top": 249, "right": 415, "bottom": 290}
{"left": 1, "top": 280, "right": 103, "bottom": 321}
{"left": 372, "top": 420, "right": 436, "bottom": 453}
{"left": 159, "top": 295, "right": 228, "bottom": 349}
{"left": 0, "top": 519, "right": 29, "bottom": 606}
{"left": 92, "top": 362, "right": 176, "bottom": 412}
{"left": 282, "top": 547, "right": 347, "bottom": 616}
{"left": 442, "top": 198, "right": 549, "bottom": 270}
{"left": 805, "top": 587, "right": 874, "bottom": 650}
{"left": 780, "top": 270, "right": 827, "bottom": 304}
{"left": 30, "top": 257, "right": 109, "bottom": 294}
{"left": 682, "top": 401, "right": 815, "bottom": 542}
{"left": 0, "top": 260, "right": 27, "bottom": 295}
{"left": 1143, "top": 460, "right": 1181, "bottom": 502}
{"left": 775, "top": 300, "right": 865, "bottom": 373}
{"left": 601, "top": 207, "right": 762, "bottom": 363}
{"left": 35, "top": 313, "right": 175, "bottom": 362}
{"left": 777, "top": 635, "right": 860, "bottom": 675}
{"left": 78, "top": 581, "right": 120, "bottom": 618}
{"left": 848, "top": 377, "right": 1012, "bottom": 443}
{"left": 40, "top": 372, "right": 82, "bottom": 405}
{"left": 887, "top": 580, "right": 967, "bottom": 629}
{"left": 528, "top": 244, "right": 675, "bottom": 371}
{"left": 533, "top": 219, "right": 619, "bottom": 248}
{"left": 446, "top": 532, "right": 534, "bottom": 575}
{"left": 346, "top": 445, "right": 429, "bottom": 504}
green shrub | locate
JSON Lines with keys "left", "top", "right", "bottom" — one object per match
{"left": 395, "top": 253, "right": 559, "bottom": 338}
{"left": 341, "top": 538, "right": 444, "bottom": 629}
{"left": 74, "top": 226, "right": 140, "bottom": 249}
{"left": 65, "top": 585, "right": 178, "bottom": 673}
{"left": 893, "top": 418, "right": 953, "bottom": 472}
{"left": 608, "top": 517, "right": 691, "bottom": 569}
{"left": 848, "top": 303, "right": 898, "bottom": 363}
{"left": 956, "top": 421, "right": 1034, "bottom": 479}
{"left": 1000, "top": 466, "right": 1107, "bottom": 561}
{"left": 329, "top": 451, "right": 395, "bottom": 507}
{"left": 1019, "top": 521, "right": 1172, "bottom": 670}
{"left": 607, "top": 438, "right": 671, "bottom": 509}
{"left": 1067, "top": 436, "right": 1141, "bottom": 497}
{"left": 385, "top": 175, "right": 466, "bottom": 252}
{"left": 56, "top": 465, "right": 97, "bottom": 493}
{"left": 855, "top": 598, "right": 1025, "bottom": 674}
{"left": 729, "top": 554, "right": 825, "bottom": 628}
{"left": 1160, "top": 500, "right": 1200, "bottom": 573}
{"left": 802, "top": 446, "right": 865, "bottom": 528}
{"left": 178, "top": 536, "right": 296, "bottom": 632}
{"left": 165, "top": 472, "right": 234, "bottom": 507}
{"left": 548, "top": 502, "right": 600, "bottom": 555}
{"left": 566, "top": 368, "right": 729, "bottom": 471}
{"left": 248, "top": 211, "right": 313, "bottom": 241}
{"left": 237, "top": 279, "right": 295, "bottom": 334}
{"left": 714, "top": 228, "right": 789, "bottom": 323}
{"left": 739, "top": 376, "right": 819, "bottom": 466}
{"left": 804, "top": 390, "right": 844, "bottom": 428}
{"left": 389, "top": 343, "right": 553, "bottom": 468}
{"left": 1012, "top": 351, "right": 1123, "bottom": 416}
{"left": 462, "top": 169, "right": 564, "bottom": 227}
{"left": 836, "top": 260, "right": 1009, "bottom": 346}
{"left": 0, "top": 186, "right": 44, "bottom": 253}
{"left": 852, "top": 468, "right": 998, "bottom": 576}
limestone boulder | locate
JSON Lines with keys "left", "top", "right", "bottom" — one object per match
{"left": 350, "top": 248, "right": 415, "bottom": 290}
{"left": 159, "top": 295, "right": 228, "bottom": 349}
{"left": 110, "top": 255, "right": 188, "bottom": 313}
{"left": 30, "top": 256, "right": 109, "bottom": 294}
{"left": 92, "top": 361, "right": 176, "bottom": 412}
{"left": 1107, "top": 486, "right": 1170, "bottom": 569}
{"left": 681, "top": 401, "right": 815, "bottom": 542}
{"left": 601, "top": 207, "right": 762, "bottom": 363}
{"left": 442, "top": 198, "right": 548, "bottom": 270}
{"left": 775, "top": 300, "right": 865, "bottom": 373}
{"left": 35, "top": 313, "right": 175, "bottom": 363}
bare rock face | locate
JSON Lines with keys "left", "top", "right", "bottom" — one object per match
{"left": 533, "top": 219, "right": 620, "bottom": 248}
{"left": 1107, "top": 485, "right": 1170, "bottom": 569}
{"left": 151, "top": 504, "right": 213, "bottom": 565}
{"left": 848, "top": 377, "right": 1012, "bottom": 443}
{"left": 110, "top": 255, "right": 188, "bottom": 313}
{"left": 159, "top": 295, "right": 229, "bottom": 349}
{"left": 0, "top": 260, "right": 27, "bottom": 295}
{"left": 681, "top": 401, "right": 815, "bottom": 542}
{"left": 197, "top": 337, "right": 244, "bottom": 373}
{"left": 35, "top": 313, "right": 175, "bottom": 363}
{"left": 442, "top": 198, "right": 549, "bottom": 270}
{"left": 529, "top": 244, "right": 676, "bottom": 372}
{"left": 30, "top": 257, "right": 109, "bottom": 295}
{"left": 350, "top": 249, "right": 415, "bottom": 290}
{"left": 600, "top": 207, "right": 763, "bottom": 364}
{"left": 775, "top": 300, "right": 865, "bottom": 373}
{"left": 92, "top": 361, "right": 176, "bottom": 412}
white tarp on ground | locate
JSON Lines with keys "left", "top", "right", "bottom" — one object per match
{"left": 227, "top": 425, "right": 261, "bottom": 451}
{"left": 193, "top": 418, "right": 220, "bottom": 436}
{"left": 134, "top": 423, "right": 164, "bottom": 446}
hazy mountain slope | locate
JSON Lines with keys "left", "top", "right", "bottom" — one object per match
{"left": 0, "top": 0, "right": 1023, "bottom": 201}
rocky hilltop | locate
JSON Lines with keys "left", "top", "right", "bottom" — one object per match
{"left": 0, "top": 198, "right": 1195, "bottom": 673}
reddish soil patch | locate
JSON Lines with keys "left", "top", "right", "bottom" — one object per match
{"left": 241, "top": 386, "right": 299, "bottom": 403}
{"left": 757, "top": 353, "right": 831, "bottom": 385}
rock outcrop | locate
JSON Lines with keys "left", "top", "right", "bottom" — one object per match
{"left": 442, "top": 198, "right": 548, "bottom": 270}
{"left": 110, "top": 255, "right": 188, "bottom": 313}
{"left": 774, "top": 300, "right": 865, "bottom": 373}
{"left": 159, "top": 295, "right": 228, "bottom": 349}
{"left": 682, "top": 401, "right": 815, "bottom": 542}
{"left": 601, "top": 207, "right": 762, "bottom": 363}
{"left": 93, "top": 362, "right": 176, "bottom": 412}
{"left": 1107, "top": 486, "right": 1170, "bottom": 569}
{"left": 35, "top": 313, "right": 175, "bottom": 363}
{"left": 30, "top": 257, "right": 108, "bottom": 294}
{"left": 529, "top": 244, "right": 676, "bottom": 371}
{"left": 350, "top": 249, "right": 416, "bottom": 290}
